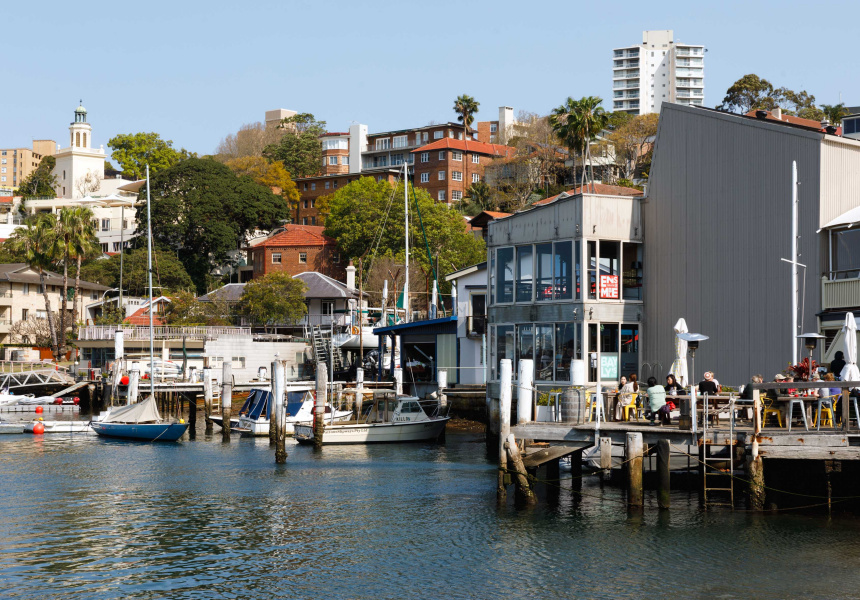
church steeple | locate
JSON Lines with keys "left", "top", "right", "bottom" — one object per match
{"left": 74, "top": 100, "right": 87, "bottom": 123}
{"left": 69, "top": 100, "right": 92, "bottom": 149}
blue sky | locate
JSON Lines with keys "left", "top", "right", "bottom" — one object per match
{"left": 5, "top": 0, "right": 859, "bottom": 158}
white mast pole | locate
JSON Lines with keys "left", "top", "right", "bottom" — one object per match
{"left": 791, "top": 161, "right": 798, "bottom": 366}
{"left": 146, "top": 164, "right": 155, "bottom": 398}
{"left": 403, "top": 162, "right": 409, "bottom": 323}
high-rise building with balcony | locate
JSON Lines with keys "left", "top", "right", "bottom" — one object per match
{"left": 612, "top": 30, "right": 704, "bottom": 115}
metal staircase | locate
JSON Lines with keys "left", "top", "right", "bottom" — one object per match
{"left": 701, "top": 393, "right": 735, "bottom": 508}
{"left": 311, "top": 325, "right": 343, "bottom": 372}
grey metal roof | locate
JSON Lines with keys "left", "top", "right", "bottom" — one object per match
{"left": 0, "top": 263, "right": 109, "bottom": 290}
{"left": 294, "top": 272, "right": 362, "bottom": 299}
{"left": 198, "top": 283, "right": 247, "bottom": 303}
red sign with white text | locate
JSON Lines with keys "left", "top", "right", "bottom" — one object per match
{"left": 599, "top": 275, "right": 619, "bottom": 299}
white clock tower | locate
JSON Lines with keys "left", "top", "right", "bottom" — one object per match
{"left": 52, "top": 102, "right": 106, "bottom": 198}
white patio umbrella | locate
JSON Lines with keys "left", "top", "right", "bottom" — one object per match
{"left": 669, "top": 318, "right": 689, "bottom": 387}
{"left": 840, "top": 313, "right": 860, "bottom": 385}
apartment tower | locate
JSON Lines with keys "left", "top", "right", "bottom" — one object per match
{"left": 612, "top": 30, "right": 704, "bottom": 115}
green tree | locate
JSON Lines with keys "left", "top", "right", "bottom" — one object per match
{"left": 224, "top": 156, "right": 300, "bottom": 219}
{"left": 107, "top": 132, "right": 195, "bottom": 180}
{"left": 140, "top": 158, "right": 289, "bottom": 292}
{"left": 0, "top": 239, "right": 29, "bottom": 263}
{"left": 463, "top": 181, "right": 493, "bottom": 214}
{"left": 79, "top": 247, "right": 195, "bottom": 296}
{"left": 718, "top": 74, "right": 777, "bottom": 113}
{"left": 608, "top": 113, "right": 659, "bottom": 180}
{"left": 453, "top": 94, "right": 480, "bottom": 139}
{"left": 262, "top": 113, "right": 327, "bottom": 180}
{"left": 7, "top": 215, "right": 61, "bottom": 358}
{"left": 236, "top": 273, "right": 307, "bottom": 331}
{"left": 323, "top": 177, "right": 485, "bottom": 294}
{"left": 17, "top": 156, "right": 57, "bottom": 199}
{"left": 821, "top": 103, "right": 850, "bottom": 126}
{"left": 550, "top": 96, "right": 609, "bottom": 191}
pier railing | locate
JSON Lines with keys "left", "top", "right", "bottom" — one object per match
{"left": 78, "top": 325, "right": 252, "bottom": 341}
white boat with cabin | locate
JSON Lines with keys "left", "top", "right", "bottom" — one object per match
{"left": 233, "top": 386, "right": 351, "bottom": 437}
{"left": 293, "top": 393, "right": 449, "bottom": 445}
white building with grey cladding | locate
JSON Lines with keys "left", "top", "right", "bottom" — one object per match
{"left": 644, "top": 103, "right": 860, "bottom": 386}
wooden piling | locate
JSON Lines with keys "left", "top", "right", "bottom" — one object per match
{"left": 498, "top": 359, "right": 512, "bottom": 503}
{"left": 202, "top": 368, "right": 213, "bottom": 434}
{"left": 748, "top": 456, "right": 765, "bottom": 511}
{"left": 657, "top": 439, "right": 671, "bottom": 509}
{"left": 626, "top": 432, "right": 644, "bottom": 508}
{"left": 273, "top": 360, "right": 287, "bottom": 463}
{"left": 221, "top": 362, "right": 232, "bottom": 442}
{"left": 355, "top": 368, "right": 364, "bottom": 418}
{"left": 268, "top": 363, "right": 277, "bottom": 446}
{"left": 186, "top": 392, "right": 197, "bottom": 439}
{"left": 599, "top": 436, "right": 612, "bottom": 479}
{"left": 314, "top": 362, "right": 327, "bottom": 449}
{"left": 504, "top": 433, "right": 537, "bottom": 506}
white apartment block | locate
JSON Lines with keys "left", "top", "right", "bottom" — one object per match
{"left": 612, "top": 30, "right": 704, "bottom": 115}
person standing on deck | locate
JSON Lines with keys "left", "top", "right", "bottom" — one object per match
{"left": 831, "top": 351, "right": 846, "bottom": 379}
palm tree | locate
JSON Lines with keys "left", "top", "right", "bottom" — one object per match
{"left": 821, "top": 103, "right": 850, "bottom": 126}
{"left": 8, "top": 214, "right": 61, "bottom": 359}
{"left": 550, "top": 97, "right": 585, "bottom": 189}
{"left": 574, "top": 96, "right": 610, "bottom": 193}
{"left": 453, "top": 94, "right": 480, "bottom": 140}
{"left": 58, "top": 207, "right": 99, "bottom": 341}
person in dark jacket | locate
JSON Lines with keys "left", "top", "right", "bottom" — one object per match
{"left": 698, "top": 371, "right": 719, "bottom": 396}
{"left": 831, "top": 351, "right": 846, "bottom": 379}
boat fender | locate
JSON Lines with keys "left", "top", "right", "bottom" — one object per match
{"left": 352, "top": 326, "right": 359, "bottom": 335}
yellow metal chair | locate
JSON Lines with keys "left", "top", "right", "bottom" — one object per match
{"left": 814, "top": 396, "right": 835, "bottom": 429}
{"left": 622, "top": 393, "right": 641, "bottom": 422}
{"left": 762, "top": 396, "right": 784, "bottom": 428}
{"left": 586, "top": 390, "right": 606, "bottom": 422}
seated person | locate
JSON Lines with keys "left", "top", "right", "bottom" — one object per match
{"left": 665, "top": 374, "right": 684, "bottom": 396}
{"left": 613, "top": 375, "right": 638, "bottom": 421}
{"left": 740, "top": 374, "right": 763, "bottom": 400}
{"left": 698, "top": 371, "right": 719, "bottom": 396}
{"left": 646, "top": 376, "right": 670, "bottom": 425}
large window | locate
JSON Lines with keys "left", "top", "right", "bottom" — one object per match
{"left": 535, "top": 324, "right": 554, "bottom": 381}
{"left": 517, "top": 324, "right": 534, "bottom": 368}
{"left": 496, "top": 247, "right": 514, "bottom": 303}
{"left": 494, "top": 325, "right": 514, "bottom": 379}
{"left": 535, "top": 243, "right": 553, "bottom": 302}
{"left": 600, "top": 323, "right": 620, "bottom": 380}
{"left": 516, "top": 246, "right": 533, "bottom": 302}
{"left": 832, "top": 229, "right": 860, "bottom": 277}
{"left": 554, "top": 241, "right": 573, "bottom": 300}
{"left": 621, "top": 324, "right": 639, "bottom": 375}
{"left": 555, "top": 323, "right": 575, "bottom": 381}
{"left": 623, "top": 243, "right": 643, "bottom": 300}
{"left": 599, "top": 241, "right": 620, "bottom": 299}
{"left": 587, "top": 241, "right": 598, "bottom": 299}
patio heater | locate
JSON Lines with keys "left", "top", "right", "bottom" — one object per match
{"left": 677, "top": 332, "right": 709, "bottom": 432}
{"left": 797, "top": 333, "right": 825, "bottom": 381}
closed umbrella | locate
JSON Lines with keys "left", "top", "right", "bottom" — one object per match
{"left": 840, "top": 313, "right": 860, "bottom": 385}
{"left": 670, "top": 318, "right": 689, "bottom": 387}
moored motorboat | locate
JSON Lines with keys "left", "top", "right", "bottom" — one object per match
{"left": 235, "top": 386, "right": 351, "bottom": 437}
{"left": 24, "top": 420, "right": 94, "bottom": 434}
{"left": 294, "top": 394, "right": 449, "bottom": 445}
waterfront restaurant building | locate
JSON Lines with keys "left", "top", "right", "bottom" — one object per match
{"left": 486, "top": 185, "right": 644, "bottom": 397}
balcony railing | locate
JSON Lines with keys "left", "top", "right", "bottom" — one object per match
{"left": 823, "top": 274, "right": 860, "bottom": 310}
{"left": 79, "top": 326, "right": 252, "bottom": 341}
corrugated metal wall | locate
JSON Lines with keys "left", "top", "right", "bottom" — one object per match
{"left": 644, "top": 104, "right": 823, "bottom": 386}
{"left": 820, "top": 138, "right": 860, "bottom": 226}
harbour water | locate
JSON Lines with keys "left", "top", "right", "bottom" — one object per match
{"left": 2, "top": 429, "right": 860, "bottom": 599}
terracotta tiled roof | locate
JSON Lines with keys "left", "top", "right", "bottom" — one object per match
{"left": 743, "top": 110, "right": 842, "bottom": 134}
{"left": 534, "top": 184, "right": 644, "bottom": 206}
{"left": 251, "top": 224, "right": 337, "bottom": 248}
{"left": 412, "top": 138, "right": 516, "bottom": 158}
{"left": 124, "top": 305, "right": 166, "bottom": 326}
{"left": 482, "top": 211, "right": 512, "bottom": 218}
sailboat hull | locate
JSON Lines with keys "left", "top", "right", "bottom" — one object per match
{"left": 91, "top": 421, "right": 188, "bottom": 442}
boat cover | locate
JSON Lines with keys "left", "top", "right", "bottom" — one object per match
{"left": 101, "top": 395, "right": 162, "bottom": 423}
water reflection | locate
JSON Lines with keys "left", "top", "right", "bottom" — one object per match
{"left": 2, "top": 432, "right": 860, "bottom": 598}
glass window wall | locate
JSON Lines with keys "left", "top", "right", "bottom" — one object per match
{"left": 493, "top": 325, "right": 514, "bottom": 379}
{"left": 623, "top": 243, "right": 643, "bottom": 300}
{"left": 516, "top": 246, "right": 533, "bottom": 302}
{"left": 535, "top": 324, "right": 554, "bottom": 381}
{"left": 517, "top": 324, "right": 534, "bottom": 368}
{"left": 554, "top": 241, "right": 573, "bottom": 300}
{"left": 535, "top": 243, "right": 553, "bottom": 302}
{"left": 496, "top": 247, "right": 514, "bottom": 303}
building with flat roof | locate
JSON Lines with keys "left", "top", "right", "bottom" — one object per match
{"left": 613, "top": 30, "right": 704, "bottom": 115}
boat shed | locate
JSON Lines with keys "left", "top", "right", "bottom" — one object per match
{"left": 374, "top": 316, "right": 457, "bottom": 397}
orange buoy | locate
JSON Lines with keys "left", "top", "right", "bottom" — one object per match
{"left": 35, "top": 406, "right": 44, "bottom": 414}
{"left": 32, "top": 422, "right": 45, "bottom": 434}
{"left": 120, "top": 376, "right": 130, "bottom": 385}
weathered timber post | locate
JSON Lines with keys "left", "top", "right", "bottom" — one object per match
{"left": 221, "top": 362, "right": 232, "bottom": 442}
{"left": 273, "top": 360, "right": 287, "bottom": 463}
{"left": 202, "top": 367, "right": 213, "bottom": 435}
{"left": 599, "top": 436, "right": 613, "bottom": 480}
{"left": 505, "top": 433, "right": 537, "bottom": 506}
{"left": 269, "top": 360, "right": 278, "bottom": 446}
{"left": 394, "top": 367, "right": 403, "bottom": 396}
{"left": 569, "top": 449, "right": 584, "bottom": 496}
{"left": 748, "top": 388, "right": 765, "bottom": 511}
{"left": 626, "top": 432, "right": 644, "bottom": 508}
{"left": 498, "top": 359, "right": 512, "bottom": 504}
{"left": 355, "top": 368, "right": 364, "bottom": 419}
{"left": 127, "top": 365, "right": 139, "bottom": 405}
{"left": 517, "top": 359, "right": 534, "bottom": 424}
{"left": 314, "top": 362, "right": 327, "bottom": 449}
{"left": 843, "top": 388, "right": 850, "bottom": 432}
{"left": 186, "top": 392, "right": 197, "bottom": 439}
{"left": 437, "top": 369, "right": 448, "bottom": 408}
{"left": 657, "top": 439, "right": 671, "bottom": 509}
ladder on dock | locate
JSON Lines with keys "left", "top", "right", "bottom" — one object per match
{"left": 311, "top": 325, "right": 343, "bottom": 373}
{"left": 701, "top": 393, "right": 735, "bottom": 508}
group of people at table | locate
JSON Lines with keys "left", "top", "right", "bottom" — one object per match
{"left": 608, "top": 361, "right": 849, "bottom": 427}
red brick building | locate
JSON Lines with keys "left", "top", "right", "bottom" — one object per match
{"left": 246, "top": 225, "right": 345, "bottom": 280}
{"left": 410, "top": 138, "right": 515, "bottom": 203}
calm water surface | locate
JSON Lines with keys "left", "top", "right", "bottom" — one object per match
{"left": 2, "top": 429, "right": 860, "bottom": 599}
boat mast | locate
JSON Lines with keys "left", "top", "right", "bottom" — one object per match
{"left": 403, "top": 161, "right": 409, "bottom": 323}
{"left": 146, "top": 164, "right": 154, "bottom": 398}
